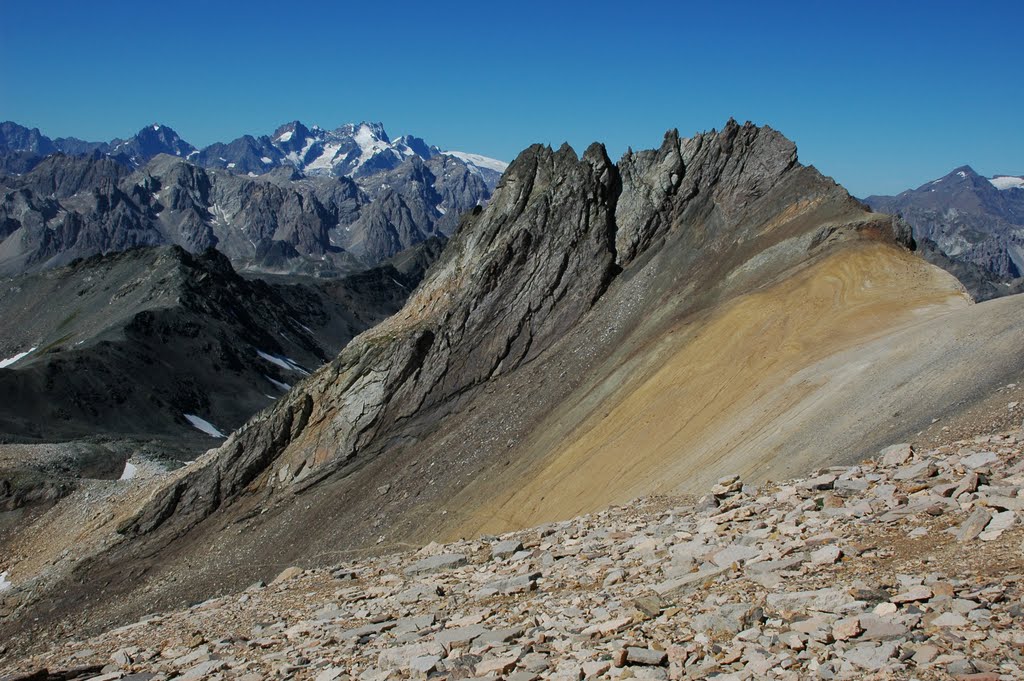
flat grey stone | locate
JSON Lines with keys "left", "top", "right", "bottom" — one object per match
{"left": 404, "top": 553, "right": 468, "bottom": 575}
{"left": 957, "top": 507, "right": 994, "bottom": 542}
{"left": 491, "top": 539, "right": 525, "bottom": 559}
{"left": 767, "top": 588, "right": 853, "bottom": 614}
{"left": 879, "top": 443, "right": 913, "bottom": 467}
{"left": 626, "top": 647, "right": 667, "bottom": 666}
{"left": 435, "top": 623, "right": 488, "bottom": 645}
{"left": 712, "top": 544, "right": 760, "bottom": 567}
{"left": 842, "top": 642, "right": 898, "bottom": 671}
{"left": 961, "top": 451, "right": 998, "bottom": 469}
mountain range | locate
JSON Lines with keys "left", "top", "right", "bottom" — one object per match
{"left": 0, "top": 120, "right": 505, "bottom": 276}
{"left": 0, "top": 120, "right": 505, "bottom": 184}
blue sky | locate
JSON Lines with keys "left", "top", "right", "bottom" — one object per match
{"left": 1, "top": 1, "right": 1021, "bottom": 197}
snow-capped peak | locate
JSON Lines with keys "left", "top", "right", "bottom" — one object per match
{"left": 257, "top": 120, "right": 506, "bottom": 185}
{"left": 444, "top": 151, "right": 508, "bottom": 174}
{"left": 989, "top": 175, "right": 1024, "bottom": 191}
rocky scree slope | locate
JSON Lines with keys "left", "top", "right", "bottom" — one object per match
{"left": 5, "top": 422, "right": 1024, "bottom": 679}
{"left": 5, "top": 120, "right": 1023, "bottom": 646}
{"left": 864, "top": 166, "right": 1024, "bottom": 300}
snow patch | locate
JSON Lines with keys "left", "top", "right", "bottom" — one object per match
{"left": 990, "top": 176, "right": 1024, "bottom": 191}
{"left": 152, "top": 124, "right": 160, "bottom": 131}
{"left": 119, "top": 461, "right": 138, "bottom": 481}
{"left": 256, "top": 350, "right": 309, "bottom": 375}
{"left": 261, "top": 156, "right": 273, "bottom": 164}
{"left": 264, "top": 374, "right": 292, "bottom": 391}
{"left": 0, "top": 347, "right": 37, "bottom": 368}
{"left": 957, "top": 171, "right": 967, "bottom": 178}
{"left": 444, "top": 151, "right": 509, "bottom": 173}
{"left": 305, "top": 142, "right": 344, "bottom": 172}
{"left": 276, "top": 130, "right": 294, "bottom": 143}
{"left": 184, "top": 414, "right": 226, "bottom": 438}
{"left": 0, "top": 571, "right": 11, "bottom": 592}
{"left": 227, "top": 162, "right": 236, "bottom": 169}
{"left": 350, "top": 123, "right": 393, "bottom": 172}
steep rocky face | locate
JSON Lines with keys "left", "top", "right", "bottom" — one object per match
{"left": 1, "top": 153, "right": 129, "bottom": 199}
{"left": 118, "top": 140, "right": 620, "bottom": 541}
{"left": 915, "top": 236, "right": 1024, "bottom": 301}
{"left": 106, "top": 124, "right": 196, "bottom": 166}
{"left": 864, "top": 166, "right": 1024, "bottom": 292}
{"left": 193, "top": 134, "right": 284, "bottom": 174}
{"left": 0, "top": 152, "right": 488, "bottom": 276}
{"left": 0, "top": 155, "right": 360, "bottom": 276}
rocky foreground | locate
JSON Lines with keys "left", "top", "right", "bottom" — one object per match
{"left": 4, "top": 424, "right": 1024, "bottom": 680}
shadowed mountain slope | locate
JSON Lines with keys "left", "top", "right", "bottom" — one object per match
{"left": 0, "top": 243, "right": 439, "bottom": 445}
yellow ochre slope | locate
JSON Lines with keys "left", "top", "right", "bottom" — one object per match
{"left": 457, "top": 242, "right": 970, "bottom": 535}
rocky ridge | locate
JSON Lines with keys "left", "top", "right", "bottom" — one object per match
{"left": 112, "top": 121, "right": 908, "bottom": 548}
{"left": 4, "top": 417, "right": 1024, "bottom": 680}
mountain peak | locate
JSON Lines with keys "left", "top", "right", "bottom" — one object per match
{"left": 949, "top": 164, "right": 979, "bottom": 178}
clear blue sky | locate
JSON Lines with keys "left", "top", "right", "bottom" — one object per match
{"left": 1, "top": 0, "right": 1021, "bottom": 197}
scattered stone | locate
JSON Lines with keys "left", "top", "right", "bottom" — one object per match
{"left": 490, "top": 539, "right": 524, "bottom": 559}
{"left": 957, "top": 508, "right": 994, "bottom": 542}
{"left": 626, "top": 647, "right": 668, "bottom": 666}
{"left": 879, "top": 443, "right": 913, "bottom": 466}
{"left": 270, "top": 566, "right": 304, "bottom": 584}
{"left": 404, "top": 553, "right": 468, "bottom": 575}
{"left": 8, "top": 425, "right": 1024, "bottom": 681}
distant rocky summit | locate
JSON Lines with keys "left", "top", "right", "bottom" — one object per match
{"left": 864, "top": 166, "right": 1024, "bottom": 300}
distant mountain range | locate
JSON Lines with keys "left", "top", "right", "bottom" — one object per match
{"left": 864, "top": 166, "right": 1024, "bottom": 300}
{"left": 0, "top": 120, "right": 505, "bottom": 184}
{"left": 0, "top": 120, "right": 506, "bottom": 276}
